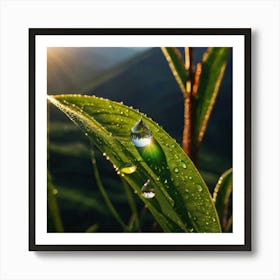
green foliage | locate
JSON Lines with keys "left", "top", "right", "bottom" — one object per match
{"left": 213, "top": 168, "right": 232, "bottom": 232}
{"left": 194, "top": 47, "right": 230, "bottom": 145}
{"left": 161, "top": 47, "right": 230, "bottom": 148}
{"left": 48, "top": 94, "right": 221, "bottom": 232}
{"left": 161, "top": 47, "right": 187, "bottom": 95}
{"left": 47, "top": 171, "right": 64, "bottom": 232}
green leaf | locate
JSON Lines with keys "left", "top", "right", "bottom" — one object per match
{"left": 48, "top": 94, "right": 221, "bottom": 233}
{"left": 194, "top": 47, "right": 230, "bottom": 145}
{"left": 213, "top": 168, "right": 232, "bottom": 232}
{"left": 161, "top": 47, "right": 187, "bottom": 95}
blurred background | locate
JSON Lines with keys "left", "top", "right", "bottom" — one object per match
{"left": 47, "top": 47, "right": 232, "bottom": 232}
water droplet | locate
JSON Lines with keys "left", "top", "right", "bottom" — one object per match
{"left": 212, "top": 217, "right": 216, "bottom": 222}
{"left": 130, "top": 119, "right": 153, "bottom": 147}
{"left": 85, "top": 133, "right": 88, "bottom": 136}
{"left": 174, "top": 167, "right": 179, "bottom": 173}
{"left": 164, "top": 179, "right": 168, "bottom": 184}
{"left": 196, "top": 184, "right": 203, "bottom": 192}
{"left": 52, "top": 188, "right": 58, "bottom": 195}
{"left": 120, "top": 162, "right": 137, "bottom": 174}
{"left": 188, "top": 176, "right": 192, "bottom": 180}
{"left": 181, "top": 161, "right": 187, "bottom": 169}
{"left": 141, "top": 179, "right": 155, "bottom": 199}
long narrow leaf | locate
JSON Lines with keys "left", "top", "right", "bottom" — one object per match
{"left": 194, "top": 47, "right": 230, "bottom": 145}
{"left": 47, "top": 171, "right": 64, "bottom": 232}
{"left": 48, "top": 94, "right": 221, "bottom": 232}
{"left": 213, "top": 168, "right": 232, "bottom": 232}
{"left": 161, "top": 47, "right": 187, "bottom": 96}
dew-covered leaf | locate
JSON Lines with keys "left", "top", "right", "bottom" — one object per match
{"left": 213, "top": 168, "right": 232, "bottom": 232}
{"left": 48, "top": 94, "right": 221, "bottom": 233}
{"left": 194, "top": 47, "right": 230, "bottom": 146}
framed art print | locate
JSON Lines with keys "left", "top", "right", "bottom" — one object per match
{"left": 29, "top": 28, "right": 251, "bottom": 251}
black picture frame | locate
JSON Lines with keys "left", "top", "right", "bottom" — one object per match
{"left": 29, "top": 28, "right": 251, "bottom": 251}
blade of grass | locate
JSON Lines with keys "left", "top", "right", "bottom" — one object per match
{"left": 47, "top": 171, "right": 64, "bottom": 232}
{"left": 213, "top": 168, "right": 232, "bottom": 232}
{"left": 194, "top": 47, "right": 230, "bottom": 146}
{"left": 90, "top": 146, "right": 128, "bottom": 231}
{"left": 161, "top": 47, "right": 187, "bottom": 96}
{"left": 122, "top": 179, "right": 140, "bottom": 232}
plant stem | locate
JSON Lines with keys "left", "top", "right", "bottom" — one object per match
{"left": 90, "top": 147, "right": 128, "bottom": 231}
{"left": 47, "top": 172, "right": 64, "bottom": 232}
{"left": 47, "top": 103, "right": 64, "bottom": 232}
{"left": 122, "top": 179, "right": 140, "bottom": 232}
{"left": 182, "top": 47, "right": 197, "bottom": 163}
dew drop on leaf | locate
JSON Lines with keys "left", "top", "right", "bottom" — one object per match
{"left": 196, "top": 184, "right": 203, "bottom": 192}
{"left": 130, "top": 118, "right": 153, "bottom": 147}
{"left": 181, "top": 161, "right": 187, "bottom": 169}
{"left": 141, "top": 179, "right": 155, "bottom": 199}
{"left": 174, "top": 167, "right": 179, "bottom": 173}
{"left": 120, "top": 162, "right": 137, "bottom": 174}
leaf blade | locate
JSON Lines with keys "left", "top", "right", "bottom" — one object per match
{"left": 48, "top": 94, "right": 221, "bottom": 233}
{"left": 161, "top": 47, "right": 187, "bottom": 96}
{"left": 194, "top": 47, "right": 230, "bottom": 145}
{"left": 213, "top": 168, "right": 232, "bottom": 232}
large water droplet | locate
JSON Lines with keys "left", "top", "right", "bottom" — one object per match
{"left": 141, "top": 179, "right": 155, "bottom": 199}
{"left": 130, "top": 119, "right": 153, "bottom": 147}
{"left": 120, "top": 162, "right": 137, "bottom": 174}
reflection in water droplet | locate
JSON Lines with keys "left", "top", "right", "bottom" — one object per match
{"left": 130, "top": 119, "right": 153, "bottom": 147}
{"left": 120, "top": 162, "right": 137, "bottom": 174}
{"left": 141, "top": 179, "right": 155, "bottom": 199}
{"left": 174, "top": 167, "right": 179, "bottom": 173}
